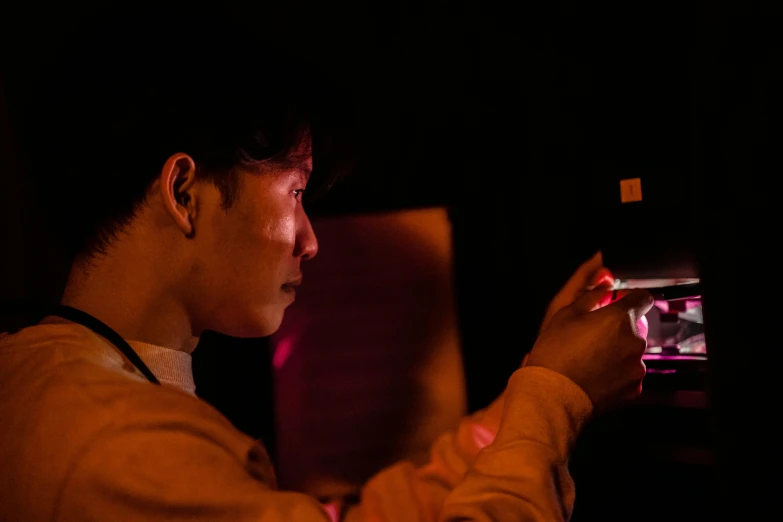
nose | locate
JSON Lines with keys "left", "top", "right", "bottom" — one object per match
{"left": 295, "top": 210, "right": 318, "bottom": 260}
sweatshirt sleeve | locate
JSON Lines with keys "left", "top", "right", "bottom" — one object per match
{"left": 346, "top": 366, "right": 593, "bottom": 522}
{"left": 56, "top": 366, "right": 590, "bottom": 522}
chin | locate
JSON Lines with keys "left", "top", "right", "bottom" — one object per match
{"left": 216, "top": 309, "right": 285, "bottom": 339}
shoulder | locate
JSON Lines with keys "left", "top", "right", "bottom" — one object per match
{"left": 0, "top": 324, "right": 254, "bottom": 520}
{"left": 2, "top": 322, "right": 241, "bottom": 434}
{"left": 1, "top": 322, "right": 247, "bottom": 456}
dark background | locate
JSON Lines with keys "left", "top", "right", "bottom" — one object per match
{"left": 1, "top": 3, "right": 779, "bottom": 520}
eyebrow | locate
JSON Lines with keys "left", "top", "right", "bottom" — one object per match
{"left": 297, "top": 157, "right": 313, "bottom": 180}
{"left": 292, "top": 165, "right": 311, "bottom": 184}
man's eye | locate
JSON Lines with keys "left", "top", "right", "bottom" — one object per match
{"left": 293, "top": 189, "right": 304, "bottom": 200}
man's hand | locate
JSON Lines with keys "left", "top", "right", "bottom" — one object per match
{"left": 539, "top": 251, "right": 614, "bottom": 333}
{"left": 520, "top": 251, "right": 613, "bottom": 368}
{"left": 526, "top": 286, "right": 654, "bottom": 413}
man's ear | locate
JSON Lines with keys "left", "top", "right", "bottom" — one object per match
{"left": 159, "top": 153, "right": 198, "bottom": 237}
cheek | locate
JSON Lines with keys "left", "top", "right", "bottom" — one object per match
{"left": 255, "top": 213, "right": 297, "bottom": 267}
{"left": 265, "top": 214, "right": 297, "bottom": 246}
{"left": 242, "top": 213, "right": 297, "bottom": 282}
{"left": 203, "top": 188, "right": 298, "bottom": 288}
{"left": 234, "top": 192, "right": 296, "bottom": 248}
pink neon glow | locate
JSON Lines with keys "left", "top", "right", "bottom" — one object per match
{"left": 647, "top": 368, "right": 677, "bottom": 374}
{"left": 637, "top": 315, "right": 649, "bottom": 340}
{"left": 322, "top": 502, "right": 340, "bottom": 522}
{"left": 272, "top": 336, "right": 296, "bottom": 370}
{"left": 643, "top": 353, "right": 705, "bottom": 361}
{"left": 472, "top": 423, "right": 496, "bottom": 450}
{"left": 654, "top": 300, "right": 670, "bottom": 313}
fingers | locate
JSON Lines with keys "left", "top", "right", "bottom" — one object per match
{"left": 568, "top": 283, "right": 615, "bottom": 314}
{"left": 573, "top": 251, "right": 603, "bottom": 285}
{"left": 585, "top": 250, "right": 603, "bottom": 272}
{"left": 590, "top": 266, "right": 615, "bottom": 288}
{"left": 566, "top": 251, "right": 614, "bottom": 294}
{"left": 606, "top": 288, "right": 655, "bottom": 319}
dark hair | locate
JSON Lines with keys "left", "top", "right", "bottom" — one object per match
{"left": 18, "top": 9, "right": 318, "bottom": 259}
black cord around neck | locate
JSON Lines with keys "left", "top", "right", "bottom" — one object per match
{"left": 47, "top": 304, "right": 161, "bottom": 385}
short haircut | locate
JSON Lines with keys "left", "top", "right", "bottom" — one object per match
{"left": 17, "top": 9, "right": 319, "bottom": 259}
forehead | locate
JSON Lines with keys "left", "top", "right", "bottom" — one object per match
{"left": 260, "top": 153, "right": 312, "bottom": 182}
{"left": 301, "top": 155, "right": 313, "bottom": 176}
{"left": 280, "top": 154, "right": 312, "bottom": 180}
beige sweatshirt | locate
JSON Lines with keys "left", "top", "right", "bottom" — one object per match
{"left": 0, "top": 323, "right": 592, "bottom": 522}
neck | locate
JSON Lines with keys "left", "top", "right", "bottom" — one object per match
{"left": 57, "top": 247, "right": 199, "bottom": 354}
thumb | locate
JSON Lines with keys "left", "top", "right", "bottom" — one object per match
{"left": 606, "top": 288, "right": 655, "bottom": 319}
{"left": 567, "top": 283, "right": 615, "bottom": 315}
{"left": 563, "top": 251, "right": 609, "bottom": 295}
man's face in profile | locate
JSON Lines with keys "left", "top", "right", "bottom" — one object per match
{"left": 186, "top": 137, "right": 318, "bottom": 339}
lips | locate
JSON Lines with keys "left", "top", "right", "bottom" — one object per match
{"left": 281, "top": 278, "right": 302, "bottom": 295}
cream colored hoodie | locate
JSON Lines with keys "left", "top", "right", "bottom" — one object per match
{"left": 0, "top": 323, "right": 592, "bottom": 522}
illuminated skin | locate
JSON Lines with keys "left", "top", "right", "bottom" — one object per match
{"left": 50, "top": 141, "right": 317, "bottom": 353}
{"left": 180, "top": 157, "right": 317, "bottom": 339}
{"left": 522, "top": 253, "right": 649, "bottom": 366}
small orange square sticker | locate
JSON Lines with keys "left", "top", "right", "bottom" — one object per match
{"left": 620, "top": 178, "right": 642, "bottom": 203}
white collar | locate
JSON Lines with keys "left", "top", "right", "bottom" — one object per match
{"left": 127, "top": 340, "right": 196, "bottom": 395}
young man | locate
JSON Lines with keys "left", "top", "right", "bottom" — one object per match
{"left": 0, "top": 12, "right": 653, "bottom": 522}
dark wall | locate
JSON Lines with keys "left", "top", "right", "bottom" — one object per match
{"left": 696, "top": 20, "right": 782, "bottom": 521}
